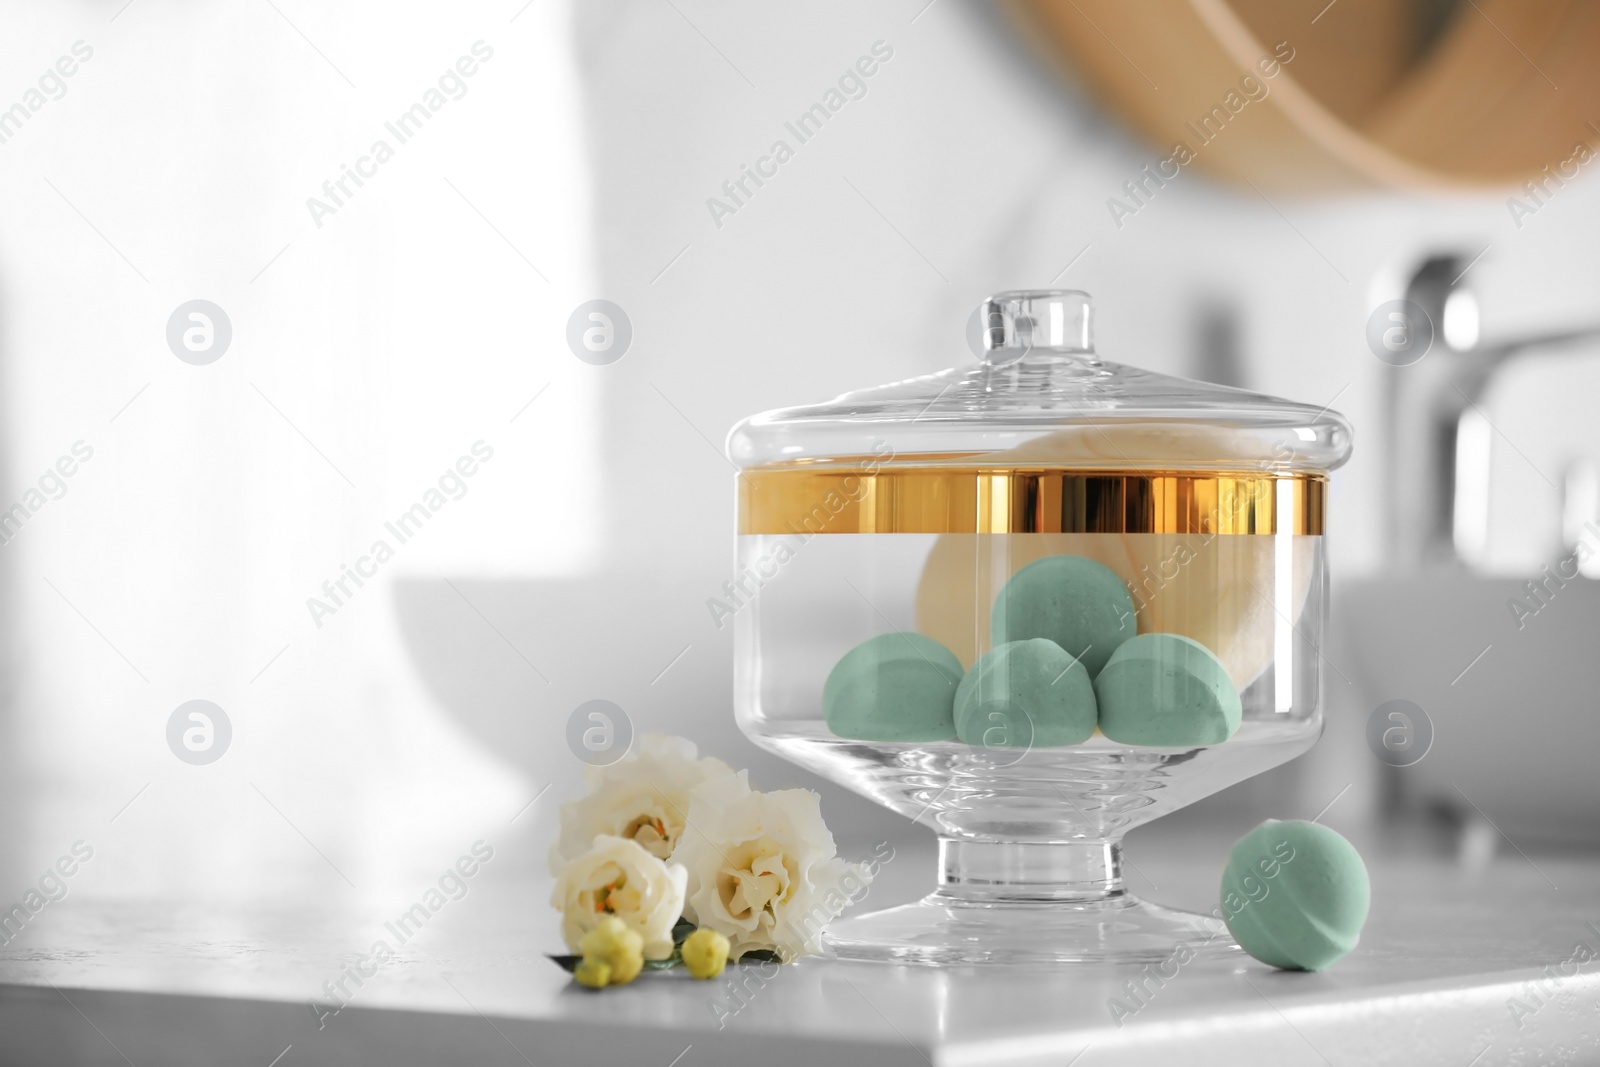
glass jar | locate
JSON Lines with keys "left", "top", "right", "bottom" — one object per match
{"left": 726, "top": 290, "right": 1352, "bottom": 964}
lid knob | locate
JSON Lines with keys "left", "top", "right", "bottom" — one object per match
{"left": 979, "top": 290, "right": 1093, "bottom": 364}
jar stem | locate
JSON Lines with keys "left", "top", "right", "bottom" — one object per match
{"left": 934, "top": 836, "right": 1127, "bottom": 905}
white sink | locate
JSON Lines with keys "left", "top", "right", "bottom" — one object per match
{"left": 1339, "top": 574, "right": 1600, "bottom": 846}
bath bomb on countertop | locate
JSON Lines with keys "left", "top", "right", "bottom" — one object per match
{"left": 991, "top": 555, "right": 1136, "bottom": 678}
{"left": 954, "top": 638, "right": 1097, "bottom": 748}
{"left": 823, "top": 632, "right": 963, "bottom": 742}
{"left": 1094, "top": 632, "right": 1241, "bottom": 746}
{"left": 1221, "top": 819, "right": 1370, "bottom": 972}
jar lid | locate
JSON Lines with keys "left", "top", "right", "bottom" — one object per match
{"left": 729, "top": 290, "right": 1351, "bottom": 471}
{"left": 728, "top": 291, "right": 1351, "bottom": 536}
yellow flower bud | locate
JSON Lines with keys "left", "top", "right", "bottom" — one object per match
{"left": 681, "top": 927, "right": 731, "bottom": 980}
{"left": 573, "top": 957, "right": 611, "bottom": 989}
{"left": 579, "top": 916, "right": 645, "bottom": 986}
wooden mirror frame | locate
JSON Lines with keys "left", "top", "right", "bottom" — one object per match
{"left": 1010, "top": 0, "right": 1600, "bottom": 192}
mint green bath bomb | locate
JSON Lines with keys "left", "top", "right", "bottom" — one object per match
{"left": 1221, "top": 820, "right": 1370, "bottom": 972}
{"left": 1094, "top": 633, "right": 1241, "bottom": 746}
{"left": 954, "top": 639, "right": 1096, "bottom": 748}
{"left": 991, "top": 555, "right": 1135, "bottom": 678}
{"left": 823, "top": 632, "right": 963, "bottom": 742}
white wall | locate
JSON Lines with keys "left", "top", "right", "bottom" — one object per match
{"left": 0, "top": 0, "right": 597, "bottom": 904}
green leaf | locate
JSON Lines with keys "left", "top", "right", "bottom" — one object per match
{"left": 547, "top": 954, "right": 582, "bottom": 974}
{"left": 737, "top": 949, "right": 782, "bottom": 964}
{"left": 671, "top": 918, "right": 697, "bottom": 944}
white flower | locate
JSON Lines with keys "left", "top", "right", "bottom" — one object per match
{"left": 549, "top": 734, "right": 745, "bottom": 875}
{"left": 676, "top": 782, "right": 872, "bottom": 960}
{"left": 550, "top": 835, "right": 688, "bottom": 961}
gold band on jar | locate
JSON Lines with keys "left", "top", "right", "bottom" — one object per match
{"left": 737, "top": 466, "right": 1325, "bottom": 535}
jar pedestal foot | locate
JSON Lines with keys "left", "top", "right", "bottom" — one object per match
{"left": 824, "top": 837, "right": 1240, "bottom": 965}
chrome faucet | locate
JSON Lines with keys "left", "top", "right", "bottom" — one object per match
{"left": 1385, "top": 255, "right": 1600, "bottom": 568}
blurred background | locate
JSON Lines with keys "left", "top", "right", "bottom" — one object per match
{"left": 2, "top": 0, "right": 1599, "bottom": 974}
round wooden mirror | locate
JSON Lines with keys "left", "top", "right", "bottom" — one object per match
{"left": 1010, "top": 0, "right": 1600, "bottom": 191}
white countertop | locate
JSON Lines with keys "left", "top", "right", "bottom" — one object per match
{"left": 2, "top": 823, "right": 1595, "bottom": 1066}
